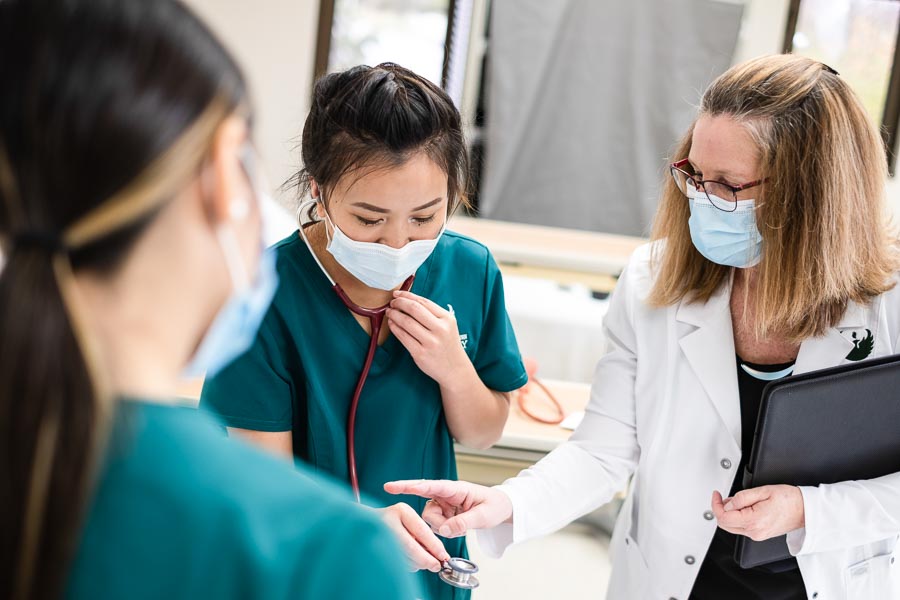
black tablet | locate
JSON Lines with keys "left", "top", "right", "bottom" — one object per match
{"left": 735, "top": 353, "right": 900, "bottom": 569}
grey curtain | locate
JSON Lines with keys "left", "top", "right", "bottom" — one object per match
{"left": 480, "top": 0, "right": 744, "bottom": 236}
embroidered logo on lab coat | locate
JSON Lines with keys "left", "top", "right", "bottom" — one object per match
{"left": 844, "top": 328, "right": 874, "bottom": 361}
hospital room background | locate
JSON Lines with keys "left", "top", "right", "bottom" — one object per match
{"left": 173, "top": 0, "right": 900, "bottom": 597}
{"left": 5, "top": 0, "right": 896, "bottom": 598}
{"left": 148, "top": 0, "right": 900, "bottom": 600}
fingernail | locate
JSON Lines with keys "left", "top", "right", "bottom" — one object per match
{"left": 724, "top": 501, "right": 734, "bottom": 511}
{"left": 439, "top": 526, "right": 451, "bottom": 537}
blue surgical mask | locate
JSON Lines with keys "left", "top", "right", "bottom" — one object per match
{"left": 688, "top": 191, "right": 763, "bottom": 268}
{"left": 182, "top": 225, "right": 279, "bottom": 378}
{"left": 320, "top": 201, "right": 444, "bottom": 291}
{"left": 182, "top": 149, "right": 280, "bottom": 378}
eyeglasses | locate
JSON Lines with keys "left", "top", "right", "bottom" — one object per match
{"left": 669, "top": 158, "right": 766, "bottom": 212}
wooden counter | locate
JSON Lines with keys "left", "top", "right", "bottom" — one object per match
{"left": 449, "top": 216, "right": 644, "bottom": 277}
{"left": 457, "top": 379, "right": 591, "bottom": 485}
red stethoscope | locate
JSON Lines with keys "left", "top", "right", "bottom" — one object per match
{"left": 299, "top": 222, "right": 413, "bottom": 502}
{"left": 299, "top": 216, "right": 566, "bottom": 501}
{"left": 516, "top": 357, "right": 566, "bottom": 425}
{"left": 300, "top": 220, "right": 485, "bottom": 588}
{"left": 333, "top": 275, "right": 414, "bottom": 502}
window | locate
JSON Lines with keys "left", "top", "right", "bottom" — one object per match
{"left": 784, "top": 0, "right": 900, "bottom": 173}
{"left": 313, "top": 0, "right": 486, "bottom": 208}
{"left": 315, "top": 0, "right": 454, "bottom": 86}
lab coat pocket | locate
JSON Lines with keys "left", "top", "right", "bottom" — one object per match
{"left": 845, "top": 550, "right": 899, "bottom": 599}
{"left": 621, "top": 535, "right": 651, "bottom": 598}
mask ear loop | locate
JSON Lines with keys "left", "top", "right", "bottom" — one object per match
{"left": 296, "top": 198, "right": 338, "bottom": 287}
{"left": 314, "top": 195, "right": 340, "bottom": 246}
{"left": 201, "top": 141, "right": 263, "bottom": 295}
{"left": 215, "top": 226, "right": 250, "bottom": 291}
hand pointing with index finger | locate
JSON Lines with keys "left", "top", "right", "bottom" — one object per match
{"left": 384, "top": 479, "right": 514, "bottom": 538}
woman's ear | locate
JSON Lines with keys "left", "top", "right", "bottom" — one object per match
{"left": 310, "top": 179, "right": 326, "bottom": 219}
{"left": 204, "top": 115, "right": 250, "bottom": 225}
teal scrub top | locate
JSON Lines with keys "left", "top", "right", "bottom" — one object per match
{"left": 65, "top": 400, "right": 418, "bottom": 599}
{"left": 201, "top": 229, "right": 528, "bottom": 600}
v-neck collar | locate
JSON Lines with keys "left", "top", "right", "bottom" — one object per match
{"left": 293, "top": 225, "right": 437, "bottom": 373}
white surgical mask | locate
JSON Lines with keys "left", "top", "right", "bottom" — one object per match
{"left": 320, "top": 201, "right": 444, "bottom": 290}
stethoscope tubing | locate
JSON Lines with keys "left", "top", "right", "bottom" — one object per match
{"left": 334, "top": 276, "right": 414, "bottom": 502}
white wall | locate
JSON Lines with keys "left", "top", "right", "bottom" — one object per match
{"left": 183, "top": 0, "right": 321, "bottom": 210}
{"left": 734, "top": 0, "right": 900, "bottom": 222}
{"left": 184, "top": 0, "right": 900, "bottom": 223}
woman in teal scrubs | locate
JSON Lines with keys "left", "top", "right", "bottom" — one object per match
{"left": 0, "top": 2, "right": 415, "bottom": 599}
{"left": 201, "top": 63, "right": 528, "bottom": 599}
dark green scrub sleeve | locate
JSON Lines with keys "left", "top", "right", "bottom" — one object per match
{"left": 298, "top": 515, "right": 421, "bottom": 599}
{"left": 472, "top": 253, "right": 529, "bottom": 393}
{"left": 200, "top": 316, "right": 295, "bottom": 432}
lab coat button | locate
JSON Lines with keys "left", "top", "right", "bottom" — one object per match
{"left": 684, "top": 555, "right": 696, "bottom": 565}
{"left": 720, "top": 458, "right": 732, "bottom": 469}
{"left": 811, "top": 593, "right": 818, "bottom": 599}
{"left": 703, "top": 510, "right": 714, "bottom": 521}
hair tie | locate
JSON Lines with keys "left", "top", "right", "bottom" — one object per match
{"left": 10, "top": 230, "right": 68, "bottom": 254}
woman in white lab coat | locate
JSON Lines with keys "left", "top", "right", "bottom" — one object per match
{"left": 386, "top": 54, "right": 900, "bottom": 599}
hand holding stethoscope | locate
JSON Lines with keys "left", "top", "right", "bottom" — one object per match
{"left": 378, "top": 501, "right": 451, "bottom": 573}
{"left": 386, "top": 291, "right": 470, "bottom": 385}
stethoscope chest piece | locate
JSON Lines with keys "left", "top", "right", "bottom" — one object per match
{"left": 439, "top": 557, "right": 480, "bottom": 589}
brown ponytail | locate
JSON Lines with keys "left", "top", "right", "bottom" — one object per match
{"left": 1, "top": 92, "right": 235, "bottom": 597}
{"left": 0, "top": 1, "right": 249, "bottom": 596}
{"left": 0, "top": 242, "right": 108, "bottom": 599}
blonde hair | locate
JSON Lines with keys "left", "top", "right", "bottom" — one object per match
{"left": 649, "top": 54, "right": 899, "bottom": 342}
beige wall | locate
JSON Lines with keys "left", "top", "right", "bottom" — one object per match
{"left": 183, "top": 0, "right": 321, "bottom": 210}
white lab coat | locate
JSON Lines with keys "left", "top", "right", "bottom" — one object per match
{"left": 479, "top": 243, "right": 900, "bottom": 599}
